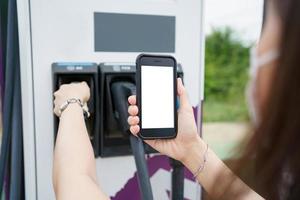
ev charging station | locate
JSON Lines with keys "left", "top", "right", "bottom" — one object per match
{"left": 17, "top": 0, "right": 205, "bottom": 199}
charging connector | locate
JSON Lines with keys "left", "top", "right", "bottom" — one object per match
{"left": 111, "top": 81, "right": 153, "bottom": 200}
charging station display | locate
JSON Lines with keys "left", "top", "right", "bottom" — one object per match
{"left": 94, "top": 13, "right": 175, "bottom": 53}
{"left": 141, "top": 65, "right": 174, "bottom": 129}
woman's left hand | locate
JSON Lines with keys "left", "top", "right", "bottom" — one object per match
{"left": 53, "top": 82, "right": 90, "bottom": 117}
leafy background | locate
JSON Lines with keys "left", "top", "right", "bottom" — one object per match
{"left": 203, "top": 27, "right": 253, "bottom": 122}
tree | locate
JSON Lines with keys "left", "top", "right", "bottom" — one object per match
{"left": 204, "top": 27, "right": 252, "bottom": 121}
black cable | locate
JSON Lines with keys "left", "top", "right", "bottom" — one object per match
{"left": 170, "top": 158, "right": 184, "bottom": 200}
{"left": 129, "top": 135, "right": 154, "bottom": 200}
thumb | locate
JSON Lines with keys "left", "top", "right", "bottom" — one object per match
{"left": 177, "top": 78, "right": 190, "bottom": 108}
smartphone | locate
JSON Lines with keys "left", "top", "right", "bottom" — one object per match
{"left": 136, "top": 54, "right": 177, "bottom": 139}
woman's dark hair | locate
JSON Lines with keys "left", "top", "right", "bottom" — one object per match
{"left": 238, "top": 0, "right": 300, "bottom": 199}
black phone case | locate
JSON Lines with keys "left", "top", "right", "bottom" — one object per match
{"left": 136, "top": 54, "right": 178, "bottom": 140}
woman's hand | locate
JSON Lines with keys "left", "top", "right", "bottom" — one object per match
{"left": 127, "top": 78, "right": 205, "bottom": 163}
{"left": 53, "top": 82, "right": 90, "bottom": 117}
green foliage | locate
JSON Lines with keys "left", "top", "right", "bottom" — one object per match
{"left": 203, "top": 100, "right": 249, "bottom": 122}
{"left": 204, "top": 27, "right": 252, "bottom": 122}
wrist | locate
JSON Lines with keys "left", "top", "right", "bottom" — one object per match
{"left": 60, "top": 103, "right": 83, "bottom": 119}
{"left": 58, "top": 98, "right": 89, "bottom": 118}
{"left": 181, "top": 136, "right": 207, "bottom": 174}
{"left": 63, "top": 96, "right": 85, "bottom": 104}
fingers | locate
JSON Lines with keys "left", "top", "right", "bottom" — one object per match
{"left": 128, "top": 105, "right": 138, "bottom": 116}
{"left": 177, "top": 78, "right": 191, "bottom": 109}
{"left": 130, "top": 125, "right": 140, "bottom": 136}
{"left": 53, "top": 91, "right": 59, "bottom": 97}
{"left": 128, "top": 95, "right": 136, "bottom": 105}
{"left": 128, "top": 116, "right": 139, "bottom": 125}
{"left": 53, "top": 107, "right": 60, "bottom": 117}
{"left": 128, "top": 96, "right": 139, "bottom": 136}
{"left": 81, "top": 81, "right": 88, "bottom": 87}
{"left": 128, "top": 116, "right": 140, "bottom": 136}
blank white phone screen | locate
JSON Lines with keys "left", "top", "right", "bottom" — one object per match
{"left": 141, "top": 65, "right": 174, "bottom": 129}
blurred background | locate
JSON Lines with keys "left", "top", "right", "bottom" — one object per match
{"left": 203, "top": 0, "right": 264, "bottom": 160}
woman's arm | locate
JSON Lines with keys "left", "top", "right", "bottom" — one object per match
{"left": 183, "top": 137, "right": 263, "bottom": 199}
{"left": 128, "top": 78, "right": 264, "bottom": 199}
{"left": 53, "top": 82, "right": 109, "bottom": 200}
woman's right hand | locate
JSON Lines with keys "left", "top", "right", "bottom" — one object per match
{"left": 127, "top": 78, "right": 205, "bottom": 163}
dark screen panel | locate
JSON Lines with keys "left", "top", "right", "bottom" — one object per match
{"left": 94, "top": 12, "right": 175, "bottom": 53}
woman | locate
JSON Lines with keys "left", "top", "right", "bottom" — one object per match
{"left": 127, "top": 0, "right": 299, "bottom": 199}
{"left": 53, "top": 0, "right": 299, "bottom": 199}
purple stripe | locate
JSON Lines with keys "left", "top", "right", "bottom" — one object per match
{"left": 111, "top": 155, "right": 196, "bottom": 200}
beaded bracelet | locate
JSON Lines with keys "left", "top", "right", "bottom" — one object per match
{"left": 193, "top": 143, "right": 209, "bottom": 180}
